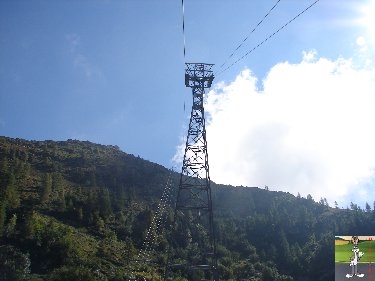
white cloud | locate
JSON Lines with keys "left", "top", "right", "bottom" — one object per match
{"left": 73, "top": 54, "right": 102, "bottom": 79}
{"left": 302, "top": 49, "right": 318, "bottom": 62}
{"left": 66, "top": 33, "right": 80, "bottom": 53}
{"left": 353, "top": 36, "right": 373, "bottom": 69}
{"left": 356, "top": 36, "right": 366, "bottom": 47}
{"left": 174, "top": 51, "right": 375, "bottom": 205}
{"left": 356, "top": 36, "right": 368, "bottom": 53}
{"left": 65, "top": 33, "right": 102, "bottom": 79}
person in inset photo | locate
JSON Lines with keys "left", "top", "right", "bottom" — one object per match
{"left": 346, "top": 236, "right": 365, "bottom": 278}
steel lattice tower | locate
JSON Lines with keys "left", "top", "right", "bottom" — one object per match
{"left": 164, "top": 63, "right": 218, "bottom": 281}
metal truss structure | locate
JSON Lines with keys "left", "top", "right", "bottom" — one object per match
{"left": 164, "top": 63, "right": 218, "bottom": 281}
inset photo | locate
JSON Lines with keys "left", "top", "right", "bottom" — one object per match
{"left": 335, "top": 236, "right": 374, "bottom": 280}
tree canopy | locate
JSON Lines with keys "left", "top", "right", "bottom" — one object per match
{"left": 0, "top": 136, "right": 372, "bottom": 281}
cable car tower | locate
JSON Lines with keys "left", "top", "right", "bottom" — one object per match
{"left": 164, "top": 63, "right": 218, "bottom": 281}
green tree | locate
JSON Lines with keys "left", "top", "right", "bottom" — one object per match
{"left": 52, "top": 173, "right": 64, "bottom": 198}
{"left": 49, "top": 266, "right": 101, "bottom": 281}
{"left": 279, "top": 230, "right": 292, "bottom": 268}
{"left": 52, "top": 173, "right": 66, "bottom": 211}
{"left": 24, "top": 211, "right": 44, "bottom": 242}
{"left": 95, "top": 217, "right": 105, "bottom": 233}
{"left": 350, "top": 201, "right": 358, "bottom": 211}
{"left": 0, "top": 245, "right": 31, "bottom": 281}
{"left": 5, "top": 213, "right": 17, "bottom": 238}
{"left": 85, "top": 188, "right": 97, "bottom": 224}
{"left": 98, "top": 187, "right": 111, "bottom": 218}
{"left": 0, "top": 158, "right": 8, "bottom": 175}
{"left": 89, "top": 170, "right": 96, "bottom": 187}
{"left": 77, "top": 207, "right": 83, "bottom": 222}
{"left": 366, "top": 202, "right": 371, "bottom": 212}
{"left": 5, "top": 173, "right": 20, "bottom": 209}
{"left": 0, "top": 202, "right": 6, "bottom": 236}
{"left": 41, "top": 173, "right": 52, "bottom": 203}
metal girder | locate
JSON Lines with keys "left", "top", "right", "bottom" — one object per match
{"left": 165, "top": 63, "right": 218, "bottom": 281}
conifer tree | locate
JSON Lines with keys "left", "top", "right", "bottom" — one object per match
{"left": 41, "top": 173, "right": 52, "bottom": 203}
{"left": 52, "top": 173, "right": 66, "bottom": 212}
{"left": 0, "top": 158, "right": 8, "bottom": 175}
{"left": 0, "top": 202, "right": 6, "bottom": 236}
{"left": 98, "top": 187, "right": 111, "bottom": 219}
{"left": 366, "top": 202, "right": 371, "bottom": 212}
{"left": 5, "top": 213, "right": 17, "bottom": 238}
{"left": 77, "top": 207, "right": 83, "bottom": 222}
{"left": 5, "top": 173, "right": 20, "bottom": 209}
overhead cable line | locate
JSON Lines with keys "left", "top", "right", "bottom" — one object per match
{"left": 215, "top": 0, "right": 321, "bottom": 77}
{"left": 182, "top": 0, "right": 186, "bottom": 61}
{"left": 181, "top": 0, "right": 188, "bottom": 114}
{"left": 130, "top": 168, "right": 175, "bottom": 276}
{"left": 219, "top": 0, "right": 282, "bottom": 70}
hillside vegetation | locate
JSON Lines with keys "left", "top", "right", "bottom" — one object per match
{"left": 1, "top": 136, "right": 375, "bottom": 281}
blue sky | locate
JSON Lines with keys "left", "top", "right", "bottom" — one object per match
{"left": 1, "top": 0, "right": 375, "bottom": 207}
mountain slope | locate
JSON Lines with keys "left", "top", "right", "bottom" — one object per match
{"left": 0, "top": 136, "right": 373, "bottom": 281}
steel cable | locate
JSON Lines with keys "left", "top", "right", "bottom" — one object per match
{"left": 219, "top": 0, "right": 282, "bottom": 70}
{"left": 215, "top": 0, "right": 321, "bottom": 77}
{"left": 182, "top": 0, "right": 186, "bottom": 60}
{"left": 131, "top": 168, "right": 175, "bottom": 276}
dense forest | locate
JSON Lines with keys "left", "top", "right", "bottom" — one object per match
{"left": 0, "top": 136, "right": 374, "bottom": 281}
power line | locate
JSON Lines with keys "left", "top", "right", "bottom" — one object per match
{"left": 219, "top": 0, "right": 283, "bottom": 70}
{"left": 215, "top": 0, "right": 321, "bottom": 77}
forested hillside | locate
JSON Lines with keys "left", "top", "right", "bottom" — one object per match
{"left": 0, "top": 136, "right": 374, "bottom": 281}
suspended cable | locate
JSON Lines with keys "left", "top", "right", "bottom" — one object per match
{"left": 182, "top": 0, "right": 186, "bottom": 60}
{"left": 130, "top": 168, "right": 175, "bottom": 276}
{"left": 216, "top": 0, "right": 321, "bottom": 77}
{"left": 182, "top": 0, "right": 188, "bottom": 119}
{"left": 219, "top": 0, "right": 282, "bottom": 70}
